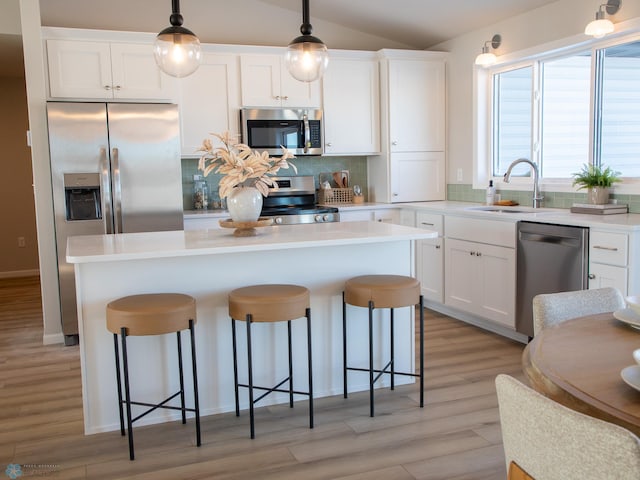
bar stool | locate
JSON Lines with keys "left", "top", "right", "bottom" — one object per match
{"left": 106, "top": 293, "right": 201, "bottom": 460}
{"left": 342, "top": 274, "right": 424, "bottom": 417}
{"left": 229, "top": 284, "right": 313, "bottom": 439}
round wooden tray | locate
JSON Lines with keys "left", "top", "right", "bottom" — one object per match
{"left": 219, "top": 217, "right": 274, "bottom": 237}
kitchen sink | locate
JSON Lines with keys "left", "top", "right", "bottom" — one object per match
{"left": 464, "top": 206, "right": 552, "bottom": 214}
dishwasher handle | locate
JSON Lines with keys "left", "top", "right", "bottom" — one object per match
{"left": 519, "top": 231, "right": 583, "bottom": 248}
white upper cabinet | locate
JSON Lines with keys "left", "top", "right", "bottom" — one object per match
{"left": 322, "top": 54, "right": 380, "bottom": 155}
{"left": 240, "top": 54, "right": 321, "bottom": 107}
{"left": 368, "top": 50, "right": 448, "bottom": 203}
{"left": 178, "top": 52, "right": 240, "bottom": 156}
{"left": 46, "top": 39, "right": 174, "bottom": 100}
{"left": 388, "top": 58, "right": 445, "bottom": 152}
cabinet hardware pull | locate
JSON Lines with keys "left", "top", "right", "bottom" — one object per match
{"left": 421, "top": 222, "right": 434, "bottom": 226}
{"left": 470, "top": 251, "right": 475, "bottom": 256}
{"left": 393, "top": 193, "right": 398, "bottom": 196}
{"left": 476, "top": 252, "right": 482, "bottom": 257}
{"left": 392, "top": 141, "right": 398, "bottom": 145}
{"left": 114, "top": 85, "right": 121, "bottom": 90}
{"left": 326, "top": 142, "right": 332, "bottom": 147}
{"left": 588, "top": 273, "right": 596, "bottom": 279}
{"left": 104, "top": 85, "right": 111, "bottom": 90}
{"left": 275, "top": 95, "right": 280, "bottom": 100}
{"left": 283, "top": 95, "right": 289, "bottom": 100}
{"left": 593, "top": 245, "right": 618, "bottom": 251}
{"left": 435, "top": 245, "right": 441, "bottom": 249}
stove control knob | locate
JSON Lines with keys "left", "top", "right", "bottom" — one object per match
{"left": 323, "top": 214, "right": 331, "bottom": 222}
{"left": 274, "top": 217, "right": 283, "bottom": 224}
{"left": 315, "top": 214, "right": 324, "bottom": 222}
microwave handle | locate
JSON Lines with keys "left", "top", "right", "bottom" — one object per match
{"left": 303, "top": 113, "right": 310, "bottom": 154}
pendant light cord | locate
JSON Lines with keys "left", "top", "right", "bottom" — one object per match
{"left": 170, "top": 0, "right": 183, "bottom": 26}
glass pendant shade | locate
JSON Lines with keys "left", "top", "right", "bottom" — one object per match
{"left": 154, "top": 27, "right": 201, "bottom": 78}
{"left": 475, "top": 51, "right": 497, "bottom": 66}
{"left": 286, "top": 37, "right": 329, "bottom": 82}
{"left": 584, "top": 18, "right": 615, "bottom": 38}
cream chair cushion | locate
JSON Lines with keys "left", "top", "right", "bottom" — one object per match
{"left": 496, "top": 374, "right": 640, "bottom": 480}
{"left": 532, "top": 287, "right": 625, "bottom": 336}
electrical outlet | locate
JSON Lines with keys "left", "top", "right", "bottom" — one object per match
{"left": 456, "top": 168, "right": 463, "bottom": 182}
{"left": 18, "top": 237, "right": 26, "bottom": 248}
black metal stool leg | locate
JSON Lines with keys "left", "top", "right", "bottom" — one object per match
{"left": 342, "top": 291, "right": 348, "bottom": 399}
{"left": 369, "top": 300, "right": 375, "bottom": 418}
{"left": 306, "top": 307, "right": 314, "bottom": 429}
{"left": 113, "top": 333, "right": 125, "bottom": 436}
{"left": 288, "top": 320, "right": 294, "bottom": 408}
{"left": 120, "top": 327, "right": 135, "bottom": 461}
{"left": 419, "top": 295, "right": 425, "bottom": 408}
{"left": 231, "top": 318, "right": 240, "bottom": 417}
{"left": 246, "top": 314, "right": 255, "bottom": 439}
{"left": 390, "top": 307, "right": 395, "bottom": 391}
{"left": 177, "top": 330, "right": 186, "bottom": 424}
{"left": 189, "top": 319, "right": 201, "bottom": 446}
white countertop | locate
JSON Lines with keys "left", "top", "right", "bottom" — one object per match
{"left": 396, "top": 201, "right": 640, "bottom": 231}
{"left": 67, "top": 220, "right": 437, "bottom": 264}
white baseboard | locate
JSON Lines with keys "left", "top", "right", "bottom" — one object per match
{"left": 0, "top": 269, "right": 40, "bottom": 279}
{"left": 43, "top": 333, "right": 64, "bottom": 345}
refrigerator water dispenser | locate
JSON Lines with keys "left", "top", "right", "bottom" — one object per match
{"left": 64, "top": 173, "right": 101, "bottom": 221}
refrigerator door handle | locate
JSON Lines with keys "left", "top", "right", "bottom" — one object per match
{"left": 112, "top": 147, "right": 123, "bottom": 234}
{"left": 100, "top": 147, "right": 114, "bottom": 234}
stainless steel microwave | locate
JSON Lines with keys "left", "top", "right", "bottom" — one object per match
{"left": 240, "top": 108, "right": 323, "bottom": 156}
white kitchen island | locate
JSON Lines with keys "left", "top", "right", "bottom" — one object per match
{"left": 67, "top": 221, "right": 436, "bottom": 434}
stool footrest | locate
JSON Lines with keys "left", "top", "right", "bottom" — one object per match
{"left": 125, "top": 391, "right": 194, "bottom": 424}
{"left": 346, "top": 366, "right": 420, "bottom": 379}
{"left": 238, "top": 376, "right": 311, "bottom": 405}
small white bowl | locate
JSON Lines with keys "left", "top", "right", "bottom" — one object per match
{"left": 634, "top": 348, "right": 640, "bottom": 366}
{"left": 626, "top": 295, "right": 640, "bottom": 316}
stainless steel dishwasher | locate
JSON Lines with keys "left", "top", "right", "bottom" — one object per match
{"left": 516, "top": 221, "right": 589, "bottom": 337}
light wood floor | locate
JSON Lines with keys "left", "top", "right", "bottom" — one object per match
{"left": 0, "top": 276, "right": 526, "bottom": 479}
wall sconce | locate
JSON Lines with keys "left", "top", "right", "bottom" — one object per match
{"left": 285, "top": 0, "right": 329, "bottom": 82}
{"left": 154, "top": 0, "right": 201, "bottom": 78}
{"left": 475, "top": 34, "right": 501, "bottom": 67}
{"left": 585, "top": 0, "right": 622, "bottom": 38}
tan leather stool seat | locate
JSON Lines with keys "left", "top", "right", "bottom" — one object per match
{"left": 229, "top": 284, "right": 310, "bottom": 323}
{"left": 345, "top": 275, "right": 420, "bottom": 308}
{"left": 107, "top": 293, "right": 196, "bottom": 336}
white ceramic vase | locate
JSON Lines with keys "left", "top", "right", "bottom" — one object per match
{"left": 226, "top": 186, "right": 263, "bottom": 223}
{"left": 587, "top": 187, "right": 610, "bottom": 205}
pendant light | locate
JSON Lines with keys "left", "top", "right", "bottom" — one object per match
{"left": 285, "top": 0, "right": 329, "bottom": 82}
{"left": 154, "top": 0, "right": 201, "bottom": 78}
{"left": 475, "top": 34, "right": 501, "bottom": 67}
{"left": 585, "top": 0, "right": 622, "bottom": 39}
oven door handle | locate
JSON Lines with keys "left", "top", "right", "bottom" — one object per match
{"left": 303, "top": 113, "right": 310, "bottom": 154}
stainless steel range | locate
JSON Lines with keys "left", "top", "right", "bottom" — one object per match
{"left": 262, "top": 176, "right": 339, "bottom": 225}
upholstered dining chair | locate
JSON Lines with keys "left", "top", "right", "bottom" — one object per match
{"left": 495, "top": 374, "right": 640, "bottom": 480}
{"left": 531, "top": 287, "right": 625, "bottom": 336}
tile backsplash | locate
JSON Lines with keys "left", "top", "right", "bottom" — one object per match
{"left": 181, "top": 156, "right": 368, "bottom": 210}
{"left": 447, "top": 184, "right": 640, "bottom": 213}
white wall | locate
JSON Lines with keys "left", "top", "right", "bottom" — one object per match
{"left": 435, "top": 0, "right": 640, "bottom": 185}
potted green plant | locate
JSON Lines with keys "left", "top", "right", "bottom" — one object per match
{"left": 571, "top": 163, "right": 621, "bottom": 204}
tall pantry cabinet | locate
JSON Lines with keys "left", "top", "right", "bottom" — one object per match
{"left": 368, "top": 50, "right": 447, "bottom": 203}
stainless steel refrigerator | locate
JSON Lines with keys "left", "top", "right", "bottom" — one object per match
{"left": 47, "top": 102, "right": 184, "bottom": 345}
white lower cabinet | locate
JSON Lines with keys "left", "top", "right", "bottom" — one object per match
{"left": 416, "top": 212, "right": 443, "bottom": 303}
{"left": 588, "top": 230, "right": 629, "bottom": 294}
{"left": 445, "top": 238, "right": 516, "bottom": 328}
{"left": 339, "top": 208, "right": 400, "bottom": 223}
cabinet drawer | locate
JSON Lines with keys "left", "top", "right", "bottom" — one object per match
{"left": 416, "top": 212, "right": 443, "bottom": 236}
{"left": 590, "top": 231, "right": 628, "bottom": 266}
{"left": 445, "top": 216, "right": 515, "bottom": 248}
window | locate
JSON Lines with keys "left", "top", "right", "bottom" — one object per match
{"left": 489, "top": 37, "right": 640, "bottom": 182}
{"left": 599, "top": 41, "right": 640, "bottom": 176}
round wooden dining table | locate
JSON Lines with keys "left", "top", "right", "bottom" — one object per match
{"left": 522, "top": 312, "right": 640, "bottom": 436}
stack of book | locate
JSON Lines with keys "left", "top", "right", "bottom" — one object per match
{"left": 570, "top": 203, "right": 628, "bottom": 215}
